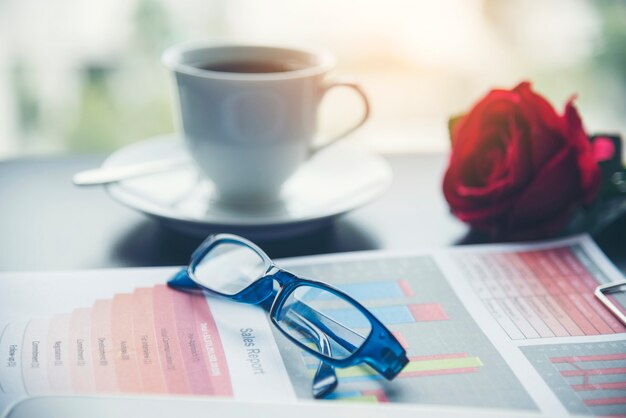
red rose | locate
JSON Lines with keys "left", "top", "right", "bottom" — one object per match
{"left": 443, "top": 82, "right": 601, "bottom": 240}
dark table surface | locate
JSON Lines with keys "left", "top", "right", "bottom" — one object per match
{"left": 1, "top": 153, "right": 625, "bottom": 274}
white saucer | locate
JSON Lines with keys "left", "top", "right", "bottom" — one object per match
{"left": 103, "top": 135, "right": 392, "bottom": 239}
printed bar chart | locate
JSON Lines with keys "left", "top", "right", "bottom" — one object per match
{"left": 0, "top": 286, "right": 233, "bottom": 398}
{"left": 278, "top": 254, "right": 537, "bottom": 409}
{"left": 302, "top": 280, "right": 414, "bottom": 301}
{"left": 553, "top": 353, "right": 626, "bottom": 408}
{"left": 308, "top": 353, "right": 483, "bottom": 381}
{"left": 317, "top": 303, "right": 448, "bottom": 329}
{"left": 522, "top": 340, "right": 626, "bottom": 417}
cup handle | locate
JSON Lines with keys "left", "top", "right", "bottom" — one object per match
{"left": 311, "top": 80, "right": 370, "bottom": 153}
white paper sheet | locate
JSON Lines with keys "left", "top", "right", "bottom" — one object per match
{"left": 1, "top": 235, "right": 624, "bottom": 417}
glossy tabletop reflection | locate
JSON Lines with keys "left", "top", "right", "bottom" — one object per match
{"left": 0, "top": 153, "right": 624, "bottom": 274}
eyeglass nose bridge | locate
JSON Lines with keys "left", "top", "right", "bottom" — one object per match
{"left": 231, "top": 267, "right": 296, "bottom": 307}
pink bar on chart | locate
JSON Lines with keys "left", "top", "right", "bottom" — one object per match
{"left": 362, "top": 389, "right": 389, "bottom": 402}
{"left": 91, "top": 300, "right": 118, "bottom": 393}
{"left": 572, "top": 382, "right": 626, "bottom": 391}
{"left": 21, "top": 318, "right": 51, "bottom": 395}
{"left": 584, "top": 397, "right": 626, "bottom": 406}
{"left": 111, "top": 293, "right": 142, "bottom": 393}
{"left": 409, "top": 303, "right": 448, "bottom": 322}
{"left": 170, "top": 288, "right": 214, "bottom": 395}
{"left": 152, "top": 284, "right": 192, "bottom": 394}
{"left": 191, "top": 294, "right": 233, "bottom": 397}
{"left": 132, "top": 288, "right": 167, "bottom": 394}
{"left": 398, "top": 280, "right": 413, "bottom": 297}
{"left": 551, "top": 353, "right": 626, "bottom": 363}
{"left": 561, "top": 367, "right": 626, "bottom": 377}
{"left": 46, "top": 314, "right": 72, "bottom": 393}
{"left": 68, "top": 308, "right": 95, "bottom": 393}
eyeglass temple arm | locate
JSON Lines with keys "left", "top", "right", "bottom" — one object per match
{"left": 280, "top": 308, "right": 338, "bottom": 398}
{"left": 290, "top": 300, "right": 407, "bottom": 379}
{"left": 290, "top": 300, "right": 361, "bottom": 352}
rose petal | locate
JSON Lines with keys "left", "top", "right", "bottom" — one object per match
{"left": 562, "top": 100, "right": 601, "bottom": 202}
{"left": 504, "top": 147, "right": 580, "bottom": 234}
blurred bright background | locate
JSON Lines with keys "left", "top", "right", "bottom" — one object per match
{"left": 0, "top": 0, "right": 625, "bottom": 158}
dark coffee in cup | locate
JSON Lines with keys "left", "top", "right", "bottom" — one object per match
{"left": 197, "top": 60, "right": 304, "bottom": 74}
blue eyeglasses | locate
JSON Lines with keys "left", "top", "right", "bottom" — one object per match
{"left": 167, "top": 233, "right": 408, "bottom": 398}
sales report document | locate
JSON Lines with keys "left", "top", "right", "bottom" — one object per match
{"left": 1, "top": 235, "right": 624, "bottom": 417}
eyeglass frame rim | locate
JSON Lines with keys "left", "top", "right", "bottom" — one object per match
{"left": 595, "top": 280, "right": 626, "bottom": 325}
{"left": 183, "top": 233, "right": 407, "bottom": 377}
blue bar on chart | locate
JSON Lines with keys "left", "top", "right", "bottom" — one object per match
{"left": 319, "top": 303, "right": 448, "bottom": 329}
{"left": 301, "top": 280, "right": 413, "bottom": 302}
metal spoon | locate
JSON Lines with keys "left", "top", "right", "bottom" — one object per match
{"left": 72, "top": 157, "right": 191, "bottom": 186}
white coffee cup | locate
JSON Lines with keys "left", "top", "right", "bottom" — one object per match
{"left": 162, "top": 42, "right": 369, "bottom": 206}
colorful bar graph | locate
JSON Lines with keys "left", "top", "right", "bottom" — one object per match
{"left": 522, "top": 340, "right": 626, "bottom": 417}
{"left": 303, "top": 280, "right": 414, "bottom": 302}
{"left": 307, "top": 353, "right": 482, "bottom": 381}
{"left": 555, "top": 353, "right": 626, "bottom": 411}
{"left": 318, "top": 303, "right": 448, "bottom": 329}
{"left": 3, "top": 286, "right": 233, "bottom": 399}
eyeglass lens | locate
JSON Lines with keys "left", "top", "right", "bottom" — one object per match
{"left": 193, "top": 242, "right": 266, "bottom": 295}
{"left": 275, "top": 285, "right": 372, "bottom": 360}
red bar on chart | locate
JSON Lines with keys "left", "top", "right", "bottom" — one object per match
{"left": 409, "top": 303, "right": 448, "bottom": 322}
{"left": 152, "top": 285, "right": 192, "bottom": 394}
{"left": 551, "top": 353, "right": 626, "bottom": 363}
{"left": 584, "top": 397, "right": 626, "bottom": 406}
{"left": 191, "top": 294, "right": 233, "bottom": 397}
{"left": 170, "top": 289, "right": 215, "bottom": 395}
{"left": 560, "top": 368, "right": 626, "bottom": 377}
{"left": 398, "top": 280, "right": 413, "bottom": 297}
{"left": 132, "top": 288, "right": 167, "bottom": 394}
{"left": 111, "top": 293, "right": 142, "bottom": 393}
